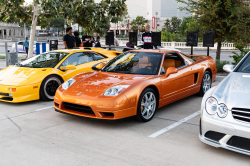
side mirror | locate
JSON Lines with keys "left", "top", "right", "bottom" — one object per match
{"left": 223, "top": 64, "right": 234, "bottom": 73}
{"left": 166, "top": 67, "right": 178, "bottom": 77}
{"left": 96, "top": 63, "right": 106, "bottom": 70}
{"left": 60, "top": 65, "right": 76, "bottom": 71}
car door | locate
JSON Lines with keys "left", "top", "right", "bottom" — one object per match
{"left": 58, "top": 52, "right": 96, "bottom": 80}
{"left": 160, "top": 52, "right": 196, "bottom": 103}
{"left": 18, "top": 42, "right": 24, "bottom": 52}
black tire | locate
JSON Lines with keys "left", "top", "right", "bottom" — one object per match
{"left": 198, "top": 71, "right": 212, "bottom": 96}
{"left": 40, "top": 75, "right": 63, "bottom": 101}
{"left": 136, "top": 88, "right": 157, "bottom": 122}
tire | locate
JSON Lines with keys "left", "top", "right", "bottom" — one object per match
{"left": 198, "top": 71, "right": 212, "bottom": 96}
{"left": 136, "top": 88, "right": 157, "bottom": 122}
{"left": 40, "top": 75, "right": 63, "bottom": 101}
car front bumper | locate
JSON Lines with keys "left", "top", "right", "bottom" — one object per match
{"left": 0, "top": 83, "right": 40, "bottom": 103}
{"left": 54, "top": 90, "right": 136, "bottom": 120}
{"left": 200, "top": 110, "right": 250, "bottom": 156}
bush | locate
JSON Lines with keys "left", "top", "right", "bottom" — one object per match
{"left": 216, "top": 60, "right": 230, "bottom": 72}
{"left": 230, "top": 45, "right": 250, "bottom": 66}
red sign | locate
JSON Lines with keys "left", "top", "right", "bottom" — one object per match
{"left": 152, "top": 17, "right": 155, "bottom": 29}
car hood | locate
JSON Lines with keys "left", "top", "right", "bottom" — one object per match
{"left": 64, "top": 71, "right": 152, "bottom": 98}
{"left": 212, "top": 72, "right": 250, "bottom": 109}
{"left": 0, "top": 66, "right": 52, "bottom": 86}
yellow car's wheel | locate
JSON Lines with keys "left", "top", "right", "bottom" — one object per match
{"left": 40, "top": 75, "right": 63, "bottom": 101}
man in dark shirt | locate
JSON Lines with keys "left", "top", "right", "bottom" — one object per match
{"left": 141, "top": 23, "right": 153, "bottom": 49}
{"left": 82, "top": 34, "right": 95, "bottom": 47}
{"left": 74, "top": 31, "right": 81, "bottom": 47}
{"left": 63, "top": 27, "right": 76, "bottom": 49}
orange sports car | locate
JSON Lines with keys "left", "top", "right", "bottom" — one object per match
{"left": 54, "top": 49, "right": 216, "bottom": 122}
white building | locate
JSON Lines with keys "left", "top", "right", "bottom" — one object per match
{"left": 106, "top": 0, "right": 190, "bottom": 35}
{"left": 0, "top": 22, "right": 28, "bottom": 39}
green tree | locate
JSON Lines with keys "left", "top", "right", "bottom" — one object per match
{"left": 164, "top": 16, "right": 182, "bottom": 33}
{"left": 49, "top": 18, "right": 64, "bottom": 28}
{"left": 177, "top": 0, "right": 250, "bottom": 60}
{"left": 0, "top": 0, "right": 127, "bottom": 57}
{"left": 130, "top": 16, "right": 148, "bottom": 33}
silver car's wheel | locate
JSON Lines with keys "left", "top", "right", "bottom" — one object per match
{"left": 203, "top": 73, "right": 211, "bottom": 93}
{"left": 139, "top": 91, "right": 157, "bottom": 121}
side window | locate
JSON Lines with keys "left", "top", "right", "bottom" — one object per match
{"left": 91, "top": 52, "right": 106, "bottom": 60}
{"left": 19, "top": 42, "right": 23, "bottom": 45}
{"left": 162, "top": 52, "right": 187, "bottom": 73}
{"left": 60, "top": 52, "right": 94, "bottom": 66}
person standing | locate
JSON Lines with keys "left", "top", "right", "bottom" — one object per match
{"left": 141, "top": 23, "right": 153, "bottom": 49}
{"left": 23, "top": 37, "right": 29, "bottom": 57}
{"left": 82, "top": 34, "right": 95, "bottom": 47}
{"left": 63, "top": 27, "right": 76, "bottom": 49}
{"left": 74, "top": 31, "right": 81, "bottom": 47}
{"left": 94, "top": 36, "right": 101, "bottom": 47}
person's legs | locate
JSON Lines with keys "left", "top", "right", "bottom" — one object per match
{"left": 25, "top": 47, "right": 28, "bottom": 59}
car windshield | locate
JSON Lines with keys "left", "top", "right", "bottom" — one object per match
{"left": 18, "top": 52, "right": 69, "bottom": 68}
{"left": 101, "top": 52, "right": 163, "bottom": 75}
{"left": 236, "top": 54, "right": 250, "bottom": 73}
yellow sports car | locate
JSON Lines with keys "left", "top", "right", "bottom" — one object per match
{"left": 0, "top": 48, "right": 121, "bottom": 103}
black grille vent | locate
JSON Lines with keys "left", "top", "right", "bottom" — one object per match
{"left": 0, "top": 92, "right": 10, "bottom": 96}
{"left": 204, "top": 131, "right": 225, "bottom": 142}
{"left": 232, "top": 108, "right": 250, "bottom": 123}
{"left": 63, "top": 102, "right": 94, "bottom": 115}
{"left": 227, "top": 136, "right": 250, "bottom": 151}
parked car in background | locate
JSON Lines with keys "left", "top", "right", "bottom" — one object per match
{"left": 0, "top": 48, "right": 121, "bottom": 103}
{"left": 12, "top": 41, "right": 37, "bottom": 53}
{"left": 200, "top": 52, "right": 250, "bottom": 155}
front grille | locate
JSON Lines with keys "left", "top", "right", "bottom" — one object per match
{"left": 63, "top": 102, "right": 94, "bottom": 115}
{"left": 232, "top": 108, "right": 250, "bottom": 123}
{"left": 204, "top": 131, "right": 225, "bottom": 142}
{"left": 227, "top": 136, "right": 250, "bottom": 151}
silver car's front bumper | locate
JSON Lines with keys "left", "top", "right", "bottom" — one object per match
{"left": 200, "top": 110, "right": 250, "bottom": 156}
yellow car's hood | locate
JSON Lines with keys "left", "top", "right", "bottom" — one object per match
{"left": 0, "top": 66, "right": 53, "bottom": 86}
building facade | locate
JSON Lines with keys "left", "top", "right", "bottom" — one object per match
{"left": 108, "top": 0, "right": 190, "bottom": 35}
{"left": 0, "top": 22, "right": 28, "bottom": 39}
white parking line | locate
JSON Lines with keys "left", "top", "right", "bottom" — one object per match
{"left": 34, "top": 106, "right": 54, "bottom": 112}
{"left": 148, "top": 110, "right": 201, "bottom": 138}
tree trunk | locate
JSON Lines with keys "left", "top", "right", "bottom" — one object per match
{"left": 216, "top": 42, "right": 222, "bottom": 61}
{"left": 28, "top": 3, "right": 38, "bottom": 58}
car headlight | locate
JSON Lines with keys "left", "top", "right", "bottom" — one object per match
{"left": 205, "top": 97, "right": 228, "bottom": 118}
{"left": 61, "top": 78, "right": 76, "bottom": 90}
{"left": 103, "top": 85, "right": 130, "bottom": 96}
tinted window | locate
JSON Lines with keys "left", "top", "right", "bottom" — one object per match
{"left": 18, "top": 52, "right": 68, "bottom": 68}
{"left": 236, "top": 55, "right": 250, "bottom": 73}
{"left": 180, "top": 53, "right": 195, "bottom": 63}
{"left": 91, "top": 52, "right": 106, "bottom": 60}
{"left": 102, "top": 52, "right": 163, "bottom": 75}
{"left": 18, "top": 42, "right": 23, "bottom": 45}
{"left": 61, "top": 52, "right": 94, "bottom": 66}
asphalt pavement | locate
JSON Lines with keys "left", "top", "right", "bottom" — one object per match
{"left": 0, "top": 76, "right": 250, "bottom": 166}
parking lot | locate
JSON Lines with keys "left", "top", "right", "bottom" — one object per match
{"left": 0, "top": 76, "right": 250, "bottom": 166}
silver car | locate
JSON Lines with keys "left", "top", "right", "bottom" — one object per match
{"left": 199, "top": 53, "right": 250, "bottom": 155}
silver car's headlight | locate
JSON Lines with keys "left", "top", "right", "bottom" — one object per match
{"left": 205, "top": 97, "right": 228, "bottom": 118}
{"left": 103, "top": 85, "right": 130, "bottom": 96}
{"left": 62, "top": 78, "right": 76, "bottom": 90}
{"left": 217, "top": 104, "right": 228, "bottom": 118}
